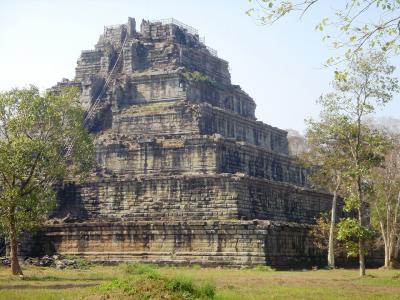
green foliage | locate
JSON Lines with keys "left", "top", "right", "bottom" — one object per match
{"left": 122, "top": 262, "right": 160, "bottom": 278}
{"left": 310, "top": 214, "right": 346, "bottom": 256}
{"left": 246, "top": 0, "right": 400, "bottom": 63}
{"left": 102, "top": 263, "right": 216, "bottom": 299}
{"left": 190, "top": 71, "right": 213, "bottom": 83}
{"left": 303, "top": 52, "right": 398, "bottom": 273}
{"left": 334, "top": 70, "right": 348, "bottom": 81}
{"left": 199, "top": 282, "right": 216, "bottom": 298}
{"left": 314, "top": 52, "right": 397, "bottom": 199}
{"left": 368, "top": 127, "right": 400, "bottom": 267}
{"left": 189, "top": 71, "right": 219, "bottom": 87}
{"left": 303, "top": 114, "right": 351, "bottom": 192}
{"left": 63, "top": 255, "right": 93, "bottom": 269}
{"left": 100, "top": 277, "right": 134, "bottom": 293}
{"left": 3, "top": 265, "right": 400, "bottom": 299}
{"left": 188, "top": 71, "right": 224, "bottom": 89}
{"left": 0, "top": 86, "right": 93, "bottom": 239}
{"left": 303, "top": 53, "right": 396, "bottom": 194}
{"left": 337, "top": 218, "right": 375, "bottom": 257}
{"left": 166, "top": 276, "right": 196, "bottom": 295}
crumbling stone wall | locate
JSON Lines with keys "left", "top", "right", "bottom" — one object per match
{"left": 39, "top": 17, "right": 343, "bottom": 267}
{"left": 93, "top": 138, "right": 218, "bottom": 177}
{"left": 35, "top": 221, "right": 323, "bottom": 267}
{"left": 53, "top": 175, "right": 331, "bottom": 224}
{"left": 112, "top": 101, "right": 286, "bottom": 154}
{"left": 199, "top": 103, "right": 286, "bottom": 153}
{"left": 92, "top": 136, "right": 302, "bottom": 185}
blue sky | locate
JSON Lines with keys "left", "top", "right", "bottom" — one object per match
{"left": 1, "top": 0, "right": 398, "bottom": 132}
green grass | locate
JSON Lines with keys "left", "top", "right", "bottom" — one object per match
{"left": 0, "top": 264, "right": 399, "bottom": 299}
{"left": 106, "top": 263, "right": 215, "bottom": 299}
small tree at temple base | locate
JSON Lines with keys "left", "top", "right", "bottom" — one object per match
{"left": 369, "top": 128, "right": 400, "bottom": 269}
{"left": 337, "top": 218, "right": 375, "bottom": 262}
{"left": 303, "top": 113, "right": 350, "bottom": 269}
{"left": 310, "top": 214, "right": 346, "bottom": 265}
{"left": 307, "top": 52, "right": 398, "bottom": 276}
{"left": 0, "top": 86, "right": 93, "bottom": 276}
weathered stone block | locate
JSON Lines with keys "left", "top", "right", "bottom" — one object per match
{"left": 40, "top": 17, "right": 343, "bottom": 267}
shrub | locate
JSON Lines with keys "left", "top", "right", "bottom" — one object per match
{"left": 122, "top": 262, "right": 159, "bottom": 278}
{"left": 100, "top": 265, "right": 216, "bottom": 299}
{"left": 166, "top": 276, "right": 215, "bottom": 299}
{"left": 63, "top": 255, "right": 93, "bottom": 269}
{"left": 167, "top": 276, "right": 195, "bottom": 294}
{"left": 199, "top": 281, "right": 216, "bottom": 298}
{"left": 190, "top": 71, "right": 212, "bottom": 84}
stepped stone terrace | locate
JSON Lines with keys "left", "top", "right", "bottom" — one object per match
{"left": 30, "top": 17, "right": 341, "bottom": 267}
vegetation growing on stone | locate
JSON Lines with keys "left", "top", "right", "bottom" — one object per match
{"left": 190, "top": 71, "right": 214, "bottom": 84}
{"left": 1, "top": 17, "right": 399, "bottom": 300}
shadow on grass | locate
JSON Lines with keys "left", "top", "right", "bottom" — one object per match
{"left": 22, "top": 275, "right": 109, "bottom": 282}
{"left": 0, "top": 283, "right": 97, "bottom": 289}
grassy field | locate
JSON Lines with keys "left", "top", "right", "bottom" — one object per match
{"left": 0, "top": 264, "right": 400, "bottom": 300}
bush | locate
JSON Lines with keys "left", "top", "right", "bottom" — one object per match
{"left": 167, "top": 276, "right": 195, "bottom": 295}
{"left": 63, "top": 255, "right": 93, "bottom": 269}
{"left": 199, "top": 282, "right": 216, "bottom": 298}
{"left": 337, "top": 218, "right": 376, "bottom": 257}
{"left": 122, "top": 262, "right": 159, "bottom": 278}
{"left": 190, "top": 71, "right": 212, "bottom": 83}
{"left": 101, "top": 264, "right": 216, "bottom": 299}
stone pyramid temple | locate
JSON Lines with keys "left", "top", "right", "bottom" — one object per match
{"left": 34, "top": 17, "right": 337, "bottom": 267}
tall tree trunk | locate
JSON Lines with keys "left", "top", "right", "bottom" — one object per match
{"left": 386, "top": 196, "right": 392, "bottom": 269}
{"left": 393, "top": 192, "right": 400, "bottom": 265}
{"left": 328, "top": 188, "right": 338, "bottom": 268}
{"left": 10, "top": 219, "right": 23, "bottom": 276}
{"left": 384, "top": 244, "right": 390, "bottom": 269}
{"left": 359, "top": 240, "right": 366, "bottom": 276}
{"left": 375, "top": 201, "right": 390, "bottom": 269}
{"left": 357, "top": 174, "right": 367, "bottom": 276}
{"left": 389, "top": 241, "right": 395, "bottom": 268}
{"left": 358, "top": 206, "right": 366, "bottom": 276}
{"left": 395, "top": 235, "right": 400, "bottom": 262}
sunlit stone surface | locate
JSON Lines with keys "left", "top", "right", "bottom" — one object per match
{"left": 31, "top": 18, "right": 341, "bottom": 267}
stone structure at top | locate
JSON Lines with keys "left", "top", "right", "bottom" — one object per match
{"left": 37, "top": 18, "right": 338, "bottom": 266}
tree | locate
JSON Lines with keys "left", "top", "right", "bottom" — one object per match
{"left": 246, "top": 0, "right": 400, "bottom": 64}
{"left": 310, "top": 214, "right": 346, "bottom": 260}
{"left": 370, "top": 128, "right": 400, "bottom": 268}
{"left": 318, "top": 51, "right": 399, "bottom": 276}
{"left": 0, "top": 86, "right": 93, "bottom": 275}
{"left": 287, "top": 125, "right": 346, "bottom": 268}
{"left": 303, "top": 113, "right": 350, "bottom": 268}
{"left": 246, "top": 0, "right": 400, "bottom": 63}
{"left": 334, "top": 119, "right": 387, "bottom": 273}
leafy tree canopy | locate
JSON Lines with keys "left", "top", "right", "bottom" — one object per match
{"left": 246, "top": 0, "right": 400, "bottom": 64}
{"left": 0, "top": 86, "right": 93, "bottom": 275}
